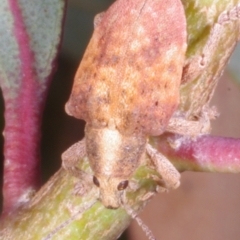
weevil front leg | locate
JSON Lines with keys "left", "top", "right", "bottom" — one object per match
{"left": 62, "top": 139, "right": 87, "bottom": 179}
{"left": 62, "top": 139, "right": 93, "bottom": 195}
{"left": 146, "top": 143, "right": 180, "bottom": 190}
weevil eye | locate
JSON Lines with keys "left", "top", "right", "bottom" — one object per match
{"left": 117, "top": 180, "right": 129, "bottom": 191}
{"left": 93, "top": 176, "right": 100, "bottom": 187}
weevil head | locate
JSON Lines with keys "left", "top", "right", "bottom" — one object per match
{"left": 85, "top": 123, "right": 146, "bottom": 209}
{"left": 92, "top": 175, "right": 129, "bottom": 209}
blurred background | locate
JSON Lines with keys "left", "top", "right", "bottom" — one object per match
{"left": 1, "top": 0, "right": 240, "bottom": 239}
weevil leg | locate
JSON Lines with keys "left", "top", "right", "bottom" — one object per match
{"left": 62, "top": 139, "right": 87, "bottom": 179}
{"left": 166, "top": 116, "right": 209, "bottom": 136}
{"left": 166, "top": 106, "right": 217, "bottom": 137}
{"left": 146, "top": 143, "right": 180, "bottom": 189}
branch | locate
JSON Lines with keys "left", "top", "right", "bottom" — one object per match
{"left": 0, "top": 160, "right": 159, "bottom": 240}
{"left": 152, "top": 134, "right": 240, "bottom": 173}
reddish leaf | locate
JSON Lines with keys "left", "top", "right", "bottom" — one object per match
{"left": 0, "top": 0, "right": 66, "bottom": 214}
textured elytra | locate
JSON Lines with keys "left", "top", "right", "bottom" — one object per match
{"left": 66, "top": 0, "right": 187, "bottom": 136}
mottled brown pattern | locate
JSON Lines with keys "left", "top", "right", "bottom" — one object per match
{"left": 66, "top": 0, "right": 186, "bottom": 136}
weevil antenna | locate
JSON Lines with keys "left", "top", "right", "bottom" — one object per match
{"left": 123, "top": 204, "right": 157, "bottom": 240}
{"left": 42, "top": 199, "right": 97, "bottom": 240}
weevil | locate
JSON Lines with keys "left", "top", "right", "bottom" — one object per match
{"left": 63, "top": 0, "right": 187, "bottom": 209}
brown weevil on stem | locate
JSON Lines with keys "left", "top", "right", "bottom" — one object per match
{"left": 43, "top": 0, "right": 217, "bottom": 239}
{"left": 63, "top": 0, "right": 187, "bottom": 210}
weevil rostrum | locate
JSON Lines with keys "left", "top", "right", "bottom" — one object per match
{"left": 63, "top": 0, "right": 187, "bottom": 209}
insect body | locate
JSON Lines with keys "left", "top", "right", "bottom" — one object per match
{"left": 63, "top": 0, "right": 187, "bottom": 209}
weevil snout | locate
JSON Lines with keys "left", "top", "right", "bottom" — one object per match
{"left": 93, "top": 175, "right": 129, "bottom": 208}
{"left": 85, "top": 124, "right": 146, "bottom": 208}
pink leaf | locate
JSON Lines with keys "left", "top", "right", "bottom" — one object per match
{"left": 0, "top": 0, "right": 66, "bottom": 214}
